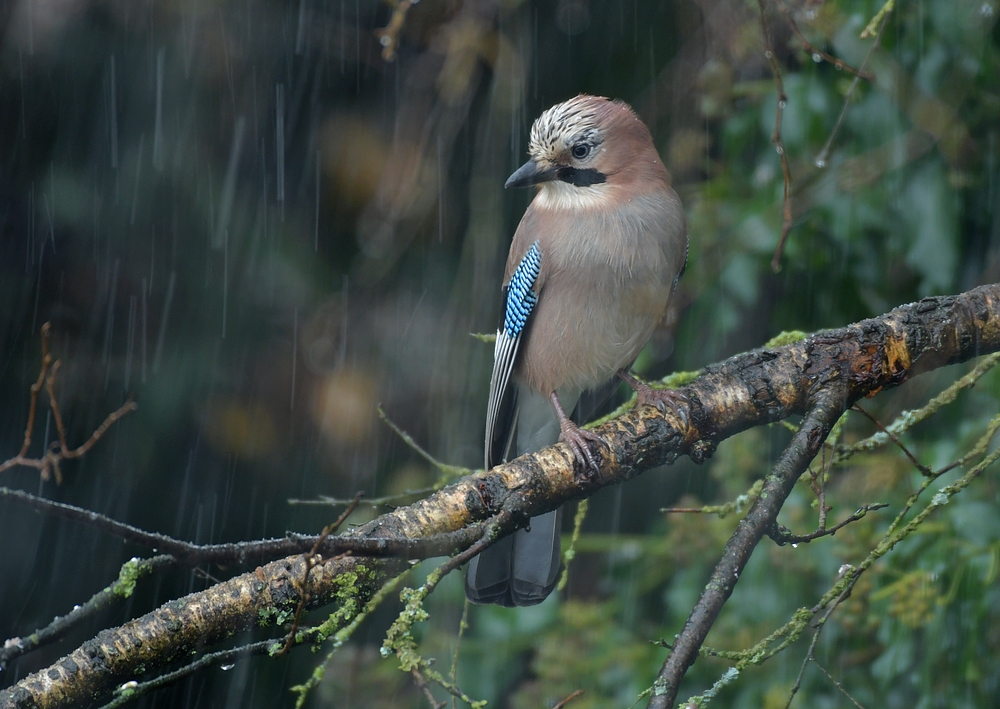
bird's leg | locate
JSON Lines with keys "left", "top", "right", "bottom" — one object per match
{"left": 617, "top": 370, "right": 689, "bottom": 427}
{"left": 549, "top": 390, "right": 603, "bottom": 478}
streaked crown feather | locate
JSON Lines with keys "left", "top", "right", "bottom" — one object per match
{"left": 528, "top": 95, "right": 628, "bottom": 162}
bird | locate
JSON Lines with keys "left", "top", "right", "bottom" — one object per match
{"left": 464, "top": 94, "right": 689, "bottom": 607}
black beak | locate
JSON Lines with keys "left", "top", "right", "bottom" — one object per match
{"left": 504, "top": 160, "right": 558, "bottom": 189}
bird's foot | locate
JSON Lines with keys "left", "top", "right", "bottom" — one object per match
{"left": 549, "top": 390, "right": 604, "bottom": 480}
{"left": 558, "top": 419, "right": 604, "bottom": 480}
{"left": 618, "top": 370, "right": 690, "bottom": 427}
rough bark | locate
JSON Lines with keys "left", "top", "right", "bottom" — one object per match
{"left": 2, "top": 284, "right": 999, "bottom": 709}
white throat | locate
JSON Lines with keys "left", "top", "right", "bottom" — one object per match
{"left": 532, "top": 180, "right": 614, "bottom": 211}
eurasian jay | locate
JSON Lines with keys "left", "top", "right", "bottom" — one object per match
{"left": 465, "top": 95, "right": 688, "bottom": 606}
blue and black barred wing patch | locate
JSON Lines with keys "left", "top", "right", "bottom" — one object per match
{"left": 485, "top": 241, "right": 541, "bottom": 469}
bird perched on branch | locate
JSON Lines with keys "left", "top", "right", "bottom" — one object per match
{"left": 465, "top": 94, "right": 688, "bottom": 606}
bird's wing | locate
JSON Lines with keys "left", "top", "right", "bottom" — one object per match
{"left": 485, "top": 240, "right": 542, "bottom": 470}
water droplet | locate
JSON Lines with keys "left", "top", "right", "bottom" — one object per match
{"left": 775, "top": 146, "right": 784, "bottom": 155}
{"left": 982, "top": 3, "right": 994, "bottom": 18}
{"left": 221, "top": 663, "right": 235, "bottom": 671}
{"left": 764, "top": 50, "right": 773, "bottom": 59}
{"left": 379, "top": 35, "right": 392, "bottom": 47}
{"left": 778, "top": 100, "right": 786, "bottom": 109}
{"left": 815, "top": 158, "right": 827, "bottom": 168}
{"left": 812, "top": 53, "right": 822, "bottom": 63}
{"left": 791, "top": 543, "right": 798, "bottom": 548}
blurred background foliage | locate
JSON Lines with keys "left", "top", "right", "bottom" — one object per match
{"left": 1, "top": 0, "right": 999, "bottom": 707}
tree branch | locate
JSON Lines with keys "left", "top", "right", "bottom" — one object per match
{"left": 648, "top": 387, "right": 845, "bottom": 708}
{"left": 3, "top": 284, "right": 1000, "bottom": 709}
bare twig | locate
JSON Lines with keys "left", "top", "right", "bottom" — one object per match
{"left": 780, "top": 616, "right": 823, "bottom": 709}
{"left": 813, "top": 659, "right": 869, "bottom": 709}
{"left": 852, "top": 403, "right": 934, "bottom": 476}
{"left": 411, "top": 666, "right": 446, "bottom": 709}
{"left": 374, "top": 0, "right": 415, "bottom": 62}
{"left": 781, "top": 5, "right": 874, "bottom": 81}
{"left": 0, "top": 486, "right": 487, "bottom": 564}
{"left": 767, "top": 503, "right": 889, "bottom": 546}
{"left": 95, "top": 639, "right": 274, "bottom": 709}
{"left": 756, "top": 0, "right": 795, "bottom": 273}
{"left": 279, "top": 492, "right": 365, "bottom": 655}
{"left": 815, "top": 10, "right": 893, "bottom": 167}
{"left": 378, "top": 405, "right": 472, "bottom": 481}
{"left": 2, "top": 323, "right": 138, "bottom": 483}
{"left": 448, "top": 599, "right": 470, "bottom": 709}
{"left": 18, "top": 322, "right": 52, "bottom": 457}
{"left": 0, "top": 555, "right": 175, "bottom": 669}
{"left": 552, "top": 689, "right": 585, "bottom": 709}
{"left": 289, "top": 487, "right": 438, "bottom": 508}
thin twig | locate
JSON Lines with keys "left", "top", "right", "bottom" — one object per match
{"left": 19, "top": 322, "right": 52, "bottom": 457}
{"left": 449, "top": 599, "right": 470, "bottom": 709}
{"left": 852, "top": 403, "right": 933, "bottom": 476}
{"left": 279, "top": 492, "right": 364, "bottom": 655}
{"left": 288, "top": 487, "right": 438, "bottom": 509}
{"left": 95, "top": 639, "right": 274, "bottom": 709}
{"left": 2, "top": 325, "right": 138, "bottom": 483}
{"left": 813, "top": 659, "right": 868, "bottom": 709}
{"left": 781, "top": 5, "right": 874, "bottom": 80}
{"left": 0, "top": 486, "right": 487, "bottom": 564}
{"left": 411, "top": 666, "right": 445, "bottom": 709}
{"left": 373, "top": 1, "right": 414, "bottom": 61}
{"left": 768, "top": 503, "right": 889, "bottom": 546}
{"left": 815, "top": 10, "right": 892, "bottom": 167}
{"left": 377, "top": 406, "right": 472, "bottom": 481}
{"left": 552, "top": 689, "right": 585, "bottom": 709}
{"left": 838, "top": 353, "right": 1000, "bottom": 459}
{"left": 781, "top": 618, "right": 823, "bottom": 708}
{"left": 1, "top": 555, "right": 175, "bottom": 669}
{"left": 757, "top": 0, "right": 795, "bottom": 273}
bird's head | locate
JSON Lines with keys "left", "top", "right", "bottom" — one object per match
{"left": 505, "top": 95, "right": 666, "bottom": 208}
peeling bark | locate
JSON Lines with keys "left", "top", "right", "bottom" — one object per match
{"left": 2, "top": 284, "right": 999, "bottom": 709}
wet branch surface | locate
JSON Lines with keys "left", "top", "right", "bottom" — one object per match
{"left": 2, "top": 284, "right": 1000, "bottom": 709}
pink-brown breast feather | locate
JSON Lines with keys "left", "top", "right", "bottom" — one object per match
{"left": 504, "top": 183, "right": 687, "bottom": 395}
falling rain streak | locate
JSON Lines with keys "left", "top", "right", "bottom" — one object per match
{"left": 275, "top": 83, "right": 285, "bottom": 209}
{"left": 153, "top": 48, "right": 165, "bottom": 172}
{"left": 153, "top": 270, "right": 176, "bottom": 374}
{"left": 291, "top": 307, "right": 298, "bottom": 411}
{"left": 216, "top": 116, "right": 247, "bottom": 249}
{"left": 222, "top": 230, "right": 228, "bottom": 339}
{"left": 108, "top": 54, "right": 118, "bottom": 170}
{"left": 124, "top": 295, "right": 137, "bottom": 391}
{"left": 314, "top": 150, "right": 320, "bottom": 251}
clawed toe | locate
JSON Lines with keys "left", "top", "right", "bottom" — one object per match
{"left": 559, "top": 424, "right": 603, "bottom": 479}
{"left": 637, "top": 387, "right": 688, "bottom": 423}
{"left": 618, "top": 370, "right": 690, "bottom": 427}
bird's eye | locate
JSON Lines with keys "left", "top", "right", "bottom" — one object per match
{"left": 571, "top": 143, "right": 590, "bottom": 160}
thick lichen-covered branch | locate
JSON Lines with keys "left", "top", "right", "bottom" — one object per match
{"left": 3, "top": 284, "right": 1000, "bottom": 709}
